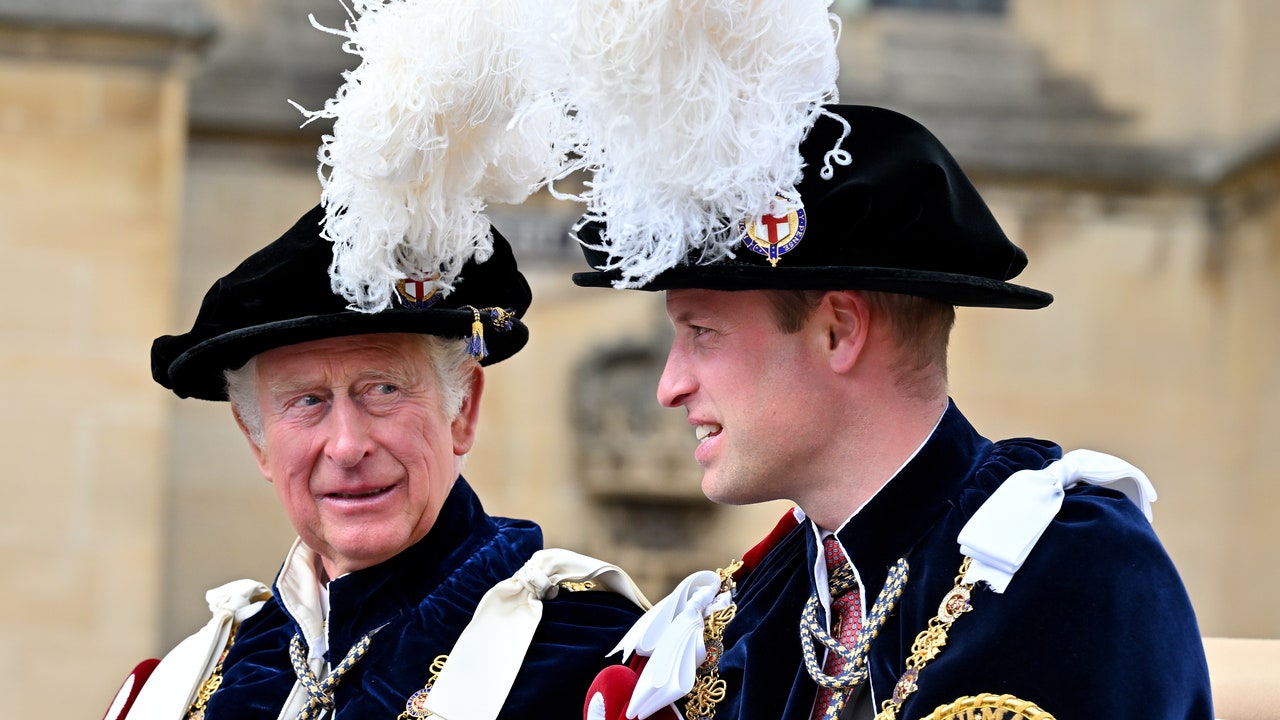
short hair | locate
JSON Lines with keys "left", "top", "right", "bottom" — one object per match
{"left": 766, "top": 289, "right": 826, "bottom": 334}
{"left": 225, "top": 334, "right": 476, "bottom": 448}
{"left": 860, "top": 291, "right": 956, "bottom": 380}
{"left": 764, "top": 289, "right": 956, "bottom": 393}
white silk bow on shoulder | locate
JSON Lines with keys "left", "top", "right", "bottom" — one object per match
{"left": 958, "top": 448, "right": 1157, "bottom": 593}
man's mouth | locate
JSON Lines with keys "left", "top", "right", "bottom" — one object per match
{"left": 326, "top": 485, "right": 393, "bottom": 500}
{"left": 695, "top": 424, "right": 722, "bottom": 442}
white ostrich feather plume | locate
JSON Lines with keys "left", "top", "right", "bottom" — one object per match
{"left": 524, "top": 0, "right": 843, "bottom": 287}
{"left": 294, "top": 0, "right": 568, "bottom": 312}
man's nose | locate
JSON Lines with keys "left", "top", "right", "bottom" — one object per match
{"left": 656, "top": 347, "right": 693, "bottom": 408}
{"left": 326, "top": 396, "right": 374, "bottom": 467}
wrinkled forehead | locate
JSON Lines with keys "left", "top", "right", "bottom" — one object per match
{"left": 254, "top": 333, "right": 433, "bottom": 388}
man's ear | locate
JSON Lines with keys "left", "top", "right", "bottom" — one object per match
{"left": 232, "top": 406, "right": 272, "bottom": 482}
{"left": 451, "top": 364, "right": 485, "bottom": 456}
{"left": 820, "top": 290, "right": 870, "bottom": 374}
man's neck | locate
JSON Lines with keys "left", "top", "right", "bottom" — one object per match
{"left": 799, "top": 395, "right": 948, "bottom": 532}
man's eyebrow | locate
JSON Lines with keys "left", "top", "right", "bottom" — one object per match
{"left": 358, "top": 367, "right": 420, "bottom": 386}
{"left": 669, "top": 307, "right": 702, "bottom": 324}
{"left": 263, "top": 378, "right": 321, "bottom": 396}
{"left": 271, "top": 368, "right": 421, "bottom": 392}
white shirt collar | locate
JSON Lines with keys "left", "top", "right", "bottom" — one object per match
{"left": 275, "top": 538, "right": 330, "bottom": 661}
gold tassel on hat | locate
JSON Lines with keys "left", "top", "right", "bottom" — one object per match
{"left": 463, "top": 307, "right": 518, "bottom": 361}
{"left": 465, "top": 308, "right": 488, "bottom": 362}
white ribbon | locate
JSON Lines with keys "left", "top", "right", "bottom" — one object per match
{"left": 126, "top": 578, "right": 271, "bottom": 719}
{"left": 611, "top": 569, "right": 732, "bottom": 719}
{"left": 958, "top": 449, "right": 1157, "bottom": 593}
{"left": 424, "top": 549, "right": 650, "bottom": 720}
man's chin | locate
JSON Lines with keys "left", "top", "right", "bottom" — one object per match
{"left": 701, "top": 472, "right": 782, "bottom": 508}
{"left": 700, "top": 474, "right": 747, "bottom": 506}
{"left": 319, "top": 531, "right": 416, "bottom": 577}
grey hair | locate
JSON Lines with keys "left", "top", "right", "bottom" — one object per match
{"left": 226, "top": 355, "right": 264, "bottom": 446}
{"left": 225, "top": 334, "right": 476, "bottom": 449}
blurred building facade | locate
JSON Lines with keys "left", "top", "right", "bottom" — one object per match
{"left": 2, "top": 1, "right": 1278, "bottom": 717}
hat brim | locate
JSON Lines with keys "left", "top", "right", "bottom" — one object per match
{"left": 571, "top": 263, "right": 1052, "bottom": 309}
{"left": 163, "top": 308, "right": 528, "bottom": 401}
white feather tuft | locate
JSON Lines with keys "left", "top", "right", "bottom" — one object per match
{"left": 295, "top": 0, "right": 570, "bottom": 312}
{"left": 522, "top": 0, "right": 843, "bottom": 287}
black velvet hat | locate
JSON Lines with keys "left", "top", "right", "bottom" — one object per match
{"left": 152, "top": 204, "right": 531, "bottom": 401}
{"left": 572, "top": 104, "right": 1052, "bottom": 309}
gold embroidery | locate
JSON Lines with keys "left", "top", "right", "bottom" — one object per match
{"left": 920, "top": 693, "right": 1056, "bottom": 720}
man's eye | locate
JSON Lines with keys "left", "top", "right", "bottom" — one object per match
{"left": 292, "top": 394, "right": 323, "bottom": 408}
{"left": 690, "top": 325, "right": 711, "bottom": 338}
{"left": 362, "top": 383, "right": 402, "bottom": 409}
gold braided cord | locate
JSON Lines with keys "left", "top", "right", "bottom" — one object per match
{"left": 397, "top": 654, "right": 450, "bottom": 720}
{"left": 919, "top": 693, "right": 1057, "bottom": 720}
{"left": 185, "top": 623, "right": 239, "bottom": 720}
{"left": 684, "top": 560, "right": 742, "bottom": 720}
{"left": 800, "top": 563, "right": 863, "bottom": 677}
{"left": 874, "top": 557, "right": 974, "bottom": 720}
{"left": 800, "top": 557, "right": 910, "bottom": 691}
{"left": 290, "top": 631, "right": 374, "bottom": 720}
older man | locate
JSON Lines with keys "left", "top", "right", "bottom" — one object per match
{"left": 575, "top": 105, "right": 1213, "bottom": 720}
{"left": 112, "top": 204, "right": 643, "bottom": 720}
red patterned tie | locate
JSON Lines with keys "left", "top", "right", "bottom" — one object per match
{"left": 810, "top": 535, "right": 863, "bottom": 720}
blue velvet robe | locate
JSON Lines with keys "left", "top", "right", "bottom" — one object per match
{"left": 201, "top": 477, "right": 642, "bottom": 719}
{"left": 715, "top": 402, "right": 1213, "bottom": 720}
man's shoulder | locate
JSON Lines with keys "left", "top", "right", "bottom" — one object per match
{"left": 540, "top": 585, "right": 647, "bottom": 630}
{"left": 958, "top": 446, "right": 1177, "bottom": 589}
{"left": 900, "top": 448, "right": 1210, "bottom": 719}
{"left": 976, "top": 443, "right": 1156, "bottom": 528}
{"left": 959, "top": 437, "right": 1159, "bottom": 525}
{"left": 504, "top": 585, "right": 647, "bottom": 719}
{"left": 232, "top": 591, "right": 289, "bottom": 638}
{"left": 975, "top": 436, "right": 1063, "bottom": 485}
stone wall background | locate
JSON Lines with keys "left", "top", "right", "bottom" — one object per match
{"left": 2, "top": 1, "right": 1277, "bottom": 717}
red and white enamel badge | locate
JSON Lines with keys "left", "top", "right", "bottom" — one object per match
{"left": 740, "top": 195, "right": 806, "bottom": 267}
{"left": 395, "top": 276, "right": 442, "bottom": 309}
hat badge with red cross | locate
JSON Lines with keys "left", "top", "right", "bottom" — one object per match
{"left": 739, "top": 195, "right": 806, "bottom": 267}
{"left": 394, "top": 275, "right": 444, "bottom": 309}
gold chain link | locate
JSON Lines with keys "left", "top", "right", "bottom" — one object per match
{"left": 185, "top": 623, "right": 239, "bottom": 720}
{"left": 396, "top": 654, "right": 449, "bottom": 720}
{"left": 683, "top": 561, "right": 742, "bottom": 720}
{"left": 874, "top": 557, "right": 973, "bottom": 720}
